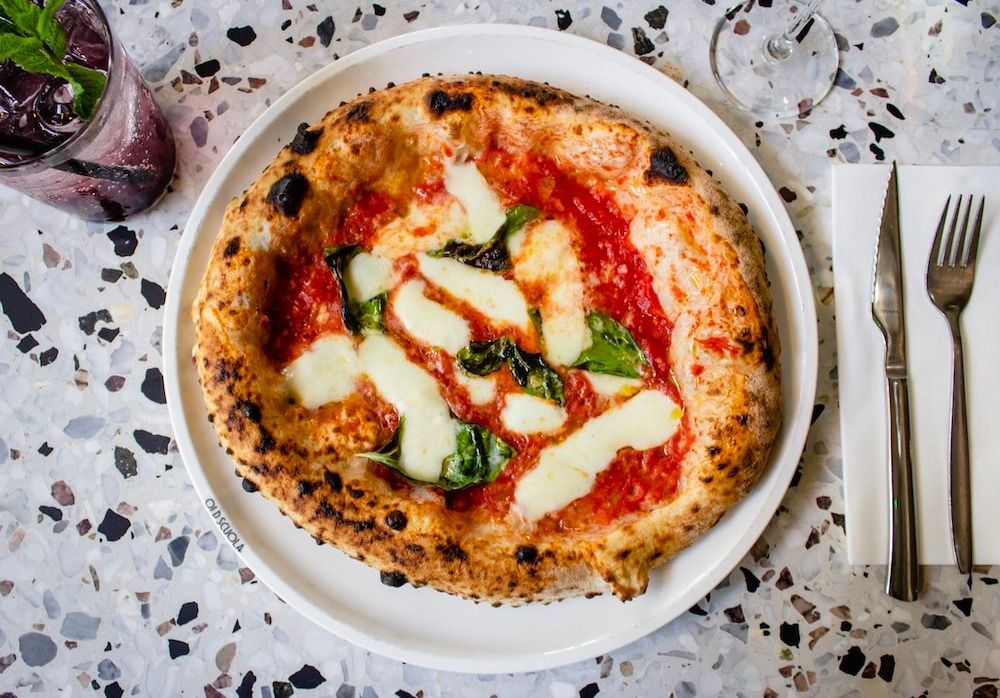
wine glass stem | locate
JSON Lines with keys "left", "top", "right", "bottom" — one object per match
{"left": 766, "top": 0, "right": 827, "bottom": 60}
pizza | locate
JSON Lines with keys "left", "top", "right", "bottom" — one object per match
{"left": 192, "top": 74, "right": 781, "bottom": 604}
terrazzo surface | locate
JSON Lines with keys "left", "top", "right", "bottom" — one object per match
{"left": 1, "top": 1, "right": 998, "bottom": 696}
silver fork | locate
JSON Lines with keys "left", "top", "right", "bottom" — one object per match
{"left": 926, "top": 194, "right": 986, "bottom": 576}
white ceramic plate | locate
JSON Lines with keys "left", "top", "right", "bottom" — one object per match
{"left": 163, "top": 25, "right": 818, "bottom": 674}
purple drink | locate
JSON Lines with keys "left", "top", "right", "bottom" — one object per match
{"left": 0, "top": 0, "right": 175, "bottom": 221}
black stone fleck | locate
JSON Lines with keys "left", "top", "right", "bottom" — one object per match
{"left": 140, "top": 279, "right": 166, "bottom": 309}
{"left": 134, "top": 429, "right": 170, "bottom": 455}
{"left": 101, "top": 267, "right": 123, "bottom": 282}
{"left": 983, "top": 12, "right": 997, "bottom": 29}
{"left": 645, "top": 5, "right": 668, "bottom": 29}
{"left": 168, "top": 536, "right": 190, "bottom": 566}
{"left": 167, "top": 638, "right": 189, "bottom": 659}
{"left": 741, "top": 566, "right": 761, "bottom": 592}
{"left": 688, "top": 602, "right": 708, "bottom": 616}
{"left": 601, "top": 6, "right": 622, "bottom": 30}
{"left": 385, "top": 510, "right": 407, "bottom": 531}
{"left": 921, "top": 613, "right": 951, "bottom": 630}
{"left": 870, "top": 143, "right": 886, "bottom": 161}
{"left": 646, "top": 146, "right": 689, "bottom": 184}
{"left": 317, "top": 16, "right": 335, "bottom": 47}
{"left": 177, "top": 601, "right": 198, "bottom": 625}
{"left": 403, "top": 10, "right": 419, "bottom": 22}
{"left": 290, "top": 122, "right": 322, "bottom": 154}
{"left": 839, "top": 646, "right": 866, "bottom": 675}
{"left": 78, "top": 309, "right": 111, "bottom": 335}
{"left": 272, "top": 681, "right": 294, "bottom": 698}
{"left": 779, "top": 622, "right": 800, "bottom": 647}
{"left": 886, "top": 103, "right": 904, "bottom": 120}
{"left": 141, "top": 368, "right": 167, "bottom": 404}
{"left": 227, "top": 25, "right": 257, "bottom": 46}
{"left": 39, "top": 505, "right": 62, "bottom": 521}
{"left": 929, "top": 68, "right": 945, "bottom": 84}
{"left": 811, "top": 403, "right": 825, "bottom": 424}
{"left": 17, "top": 334, "right": 38, "bottom": 352}
{"left": 97, "top": 326, "right": 119, "bottom": 343}
{"left": 266, "top": 172, "right": 309, "bottom": 216}
{"left": 38, "top": 441, "right": 52, "bottom": 456}
{"left": 580, "top": 683, "right": 600, "bottom": 698}
{"left": 427, "top": 89, "right": 473, "bottom": 115}
{"left": 515, "top": 545, "right": 538, "bottom": 564}
{"left": 106, "top": 226, "right": 138, "bottom": 256}
{"left": 831, "top": 512, "right": 846, "bottom": 531}
{"left": 632, "top": 27, "right": 654, "bottom": 55}
{"left": 878, "top": 654, "right": 895, "bottom": 682}
{"left": 607, "top": 32, "right": 625, "bottom": 50}
{"left": 954, "top": 597, "right": 973, "bottom": 616}
{"left": 38, "top": 346, "right": 58, "bottom": 366}
{"left": 868, "top": 122, "right": 895, "bottom": 142}
{"left": 114, "top": 446, "right": 137, "bottom": 478}
{"left": 105, "top": 682, "right": 124, "bottom": 698}
{"left": 194, "top": 59, "right": 220, "bottom": 78}
{"left": 290, "top": 664, "right": 326, "bottom": 689}
{"left": 97, "top": 509, "right": 130, "bottom": 541}
{"left": 555, "top": 9, "right": 572, "bottom": 30}
{"left": 829, "top": 124, "right": 848, "bottom": 139}
{"left": 372, "top": 4, "right": 385, "bottom": 16}
{"left": 833, "top": 68, "right": 857, "bottom": 90}
{"left": 0, "top": 272, "right": 46, "bottom": 332}
{"left": 236, "top": 671, "right": 256, "bottom": 698}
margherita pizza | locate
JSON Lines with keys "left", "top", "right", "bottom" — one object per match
{"left": 192, "top": 75, "right": 781, "bottom": 603}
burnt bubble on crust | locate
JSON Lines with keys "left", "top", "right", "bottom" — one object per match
{"left": 222, "top": 237, "right": 240, "bottom": 258}
{"left": 346, "top": 101, "right": 371, "bottom": 122}
{"left": 289, "top": 122, "right": 322, "bottom": 154}
{"left": 265, "top": 172, "right": 309, "bottom": 216}
{"left": 515, "top": 545, "right": 539, "bottom": 564}
{"left": 324, "top": 470, "right": 343, "bottom": 492}
{"left": 427, "top": 89, "right": 473, "bottom": 116}
{"left": 385, "top": 510, "right": 407, "bottom": 531}
{"left": 645, "top": 146, "right": 689, "bottom": 185}
{"left": 380, "top": 570, "right": 407, "bottom": 587}
{"left": 438, "top": 543, "right": 467, "bottom": 562}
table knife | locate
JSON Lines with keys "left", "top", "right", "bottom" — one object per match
{"left": 870, "top": 162, "right": 921, "bottom": 601}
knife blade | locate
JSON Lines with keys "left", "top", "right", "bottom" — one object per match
{"left": 871, "top": 161, "right": 920, "bottom": 601}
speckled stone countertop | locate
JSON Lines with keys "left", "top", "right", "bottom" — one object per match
{"left": 1, "top": 1, "right": 998, "bottom": 696}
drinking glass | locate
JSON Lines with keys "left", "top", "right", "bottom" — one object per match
{"left": 709, "top": 0, "right": 839, "bottom": 119}
{"left": 0, "top": 0, "right": 176, "bottom": 221}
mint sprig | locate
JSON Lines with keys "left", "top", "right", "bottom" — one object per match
{"left": 0, "top": 0, "right": 107, "bottom": 121}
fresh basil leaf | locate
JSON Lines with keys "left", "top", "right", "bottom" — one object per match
{"left": 457, "top": 338, "right": 510, "bottom": 376}
{"left": 0, "top": 0, "right": 41, "bottom": 36}
{"left": 347, "top": 292, "right": 386, "bottom": 334}
{"left": 323, "top": 244, "right": 363, "bottom": 334}
{"left": 37, "top": 0, "right": 65, "bottom": 58}
{"left": 440, "top": 423, "right": 514, "bottom": 489}
{"left": 430, "top": 204, "right": 538, "bottom": 271}
{"left": 572, "top": 311, "right": 648, "bottom": 379}
{"left": 358, "top": 420, "right": 403, "bottom": 469}
{"left": 64, "top": 61, "right": 104, "bottom": 121}
{"left": 505, "top": 343, "right": 565, "bottom": 405}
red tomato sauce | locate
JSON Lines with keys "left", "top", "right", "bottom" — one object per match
{"left": 263, "top": 252, "right": 344, "bottom": 364}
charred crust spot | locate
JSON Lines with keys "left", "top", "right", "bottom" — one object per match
{"left": 736, "top": 414, "right": 749, "bottom": 426}
{"left": 324, "top": 470, "right": 343, "bottom": 492}
{"left": 350, "top": 518, "right": 374, "bottom": 533}
{"left": 616, "top": 549, "right": 632, "bottom": 560}
{"left": 289, "top": 122, "right": 322, "bottom": 154}
{"left": 700, "top": 475, "right": 715, "bottom": 484}
{"left": 762, "top": 338, "right": 776, "bottom": 371}
{"left": 316, "top": 500, "right": 335, "bottom": 518}
{"left": 716, "top": 461, "right": 730, "bottom": 471}
{"left": 223, "top": 237, "right": 241, "bottom": 258}
{"left": 710, "top": 205, "right": 720, "bottom": 216}
{"left": 405, "top": 543, "right": 425, "bottom": 556}
{"left": 385, "top": 510, "right": 408, "bottom": 531}
{"left": 514, "top": 545, "right": 538, "bottom": 564}
{"left": 346, "top": 101, "right": 371, "bottom": 122}
{"left": 645, "top": 146, "right": 689, "bottom": 185}
{"left": 239, "top": 196, "right": 249, "bottom": 211}
{"left": 690, "top": 503, "right": 701, "bottom": 514}
{"left": 735, "top": 305, "right": 747, "bottom": 317}
{"left": 492, "top": 80, "right": 564, "bottom": 106}
{"left": 265, "top": 172, "right": 309, "bottom": 216}
{"left": 707, "top": 446, "right": 721, "bottom": 457}
{"left": 728, "top": 466, "right": 741, "bottom": 479}
{"left": 297, "top": 480, "right": 319, "bottom": 496}
{"left": 438, "top": 543, "right": 467, "bottom": 563}
{"left": 241, "top": 477, "right": 258, "bottom": 493}
{"left": 236, "top": 399, "right": 261, "bottom": 423}
{"left": 347, "top": 486, "right": 365, "bottom": 499}
{"left": 255, "top": 429, "right": 276, "bottom": 454}
{"left": 427, "top": 89, "right": 473, "bottom": 116}
{"left": 380, "top": 570, "right": 407, "bottom": 587}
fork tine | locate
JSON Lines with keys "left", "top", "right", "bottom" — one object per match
{"left": 929, "top": 195, "right": 951, "bottom": 267}
{"left": 955, "top": 195, "right": 974, "bottom": 267}
{"left": 944, "top": 194, "right": 963, "bottom": 266}
{"left": 964, "top": 196, "right": 985, "bottom": 268}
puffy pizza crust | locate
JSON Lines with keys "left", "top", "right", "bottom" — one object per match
{"left": 192, "top": 75, "right": 781, "bottom": 603}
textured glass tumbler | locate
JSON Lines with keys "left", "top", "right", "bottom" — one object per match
{"left": 0, "top": 0, "right": 176, "bottom": 221}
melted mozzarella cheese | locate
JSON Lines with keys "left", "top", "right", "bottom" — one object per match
{"left": 454, "top": 370, "right": 496, "bottom": 405}
{"left": 444, "top": 160, "right": 507, "bottom": 244}
{"left": 501, "top": 393, "right": 567, "bottom": 435}
{"left": 345, "top": 251, "right": 394, "bottom": 302}
{"left": 392, "top": 279, "right": 471, "bottom": 354}
{"left": 371, "top": 199, "right": 466, "bottom": 259}
{"left": 584, "top": 371, "right": 643, "bottom": 397}
{"left": 358, "top": 335, "right": 458, "bottom": 482}
{"left": 513, "top": 390, "right": 682, "bottom": 522}
{"left": 283, "top": 334, "right": 360, "bottom": 409}
{"left": 510, "top": 219, "right": 590, "bottom": 366}
{"left": 417, "top": 254, "right": 530, "bottom": 330}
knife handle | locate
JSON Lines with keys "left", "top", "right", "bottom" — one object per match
{"left": 885, "top": 375, "right": 920, "bottom": 601}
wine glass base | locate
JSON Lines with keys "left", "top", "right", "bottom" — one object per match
{"left": 710, "top": 5, "right": 839, "bottom": 119}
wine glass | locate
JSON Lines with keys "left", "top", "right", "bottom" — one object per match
{"left": 709, "top": 0, "right": 839, "bottom": 119}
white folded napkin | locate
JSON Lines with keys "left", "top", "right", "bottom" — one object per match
{"left": 833, "top": 164, "right": 1000, "bottom": 566}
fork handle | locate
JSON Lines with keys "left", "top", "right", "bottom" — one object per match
{"left": 946, "top": 312, "right": 973, "bottom": 575}
{"left": 886, "top": 375, "right": 920, "bottom": 601}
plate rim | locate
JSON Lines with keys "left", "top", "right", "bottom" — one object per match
{"left": 163, "top": 23, "right": 818, "bottom": 674}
